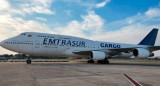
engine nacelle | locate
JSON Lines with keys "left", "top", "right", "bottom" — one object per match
{"left": 133, "top": 48, "right": 154, "bottom": 58}
{"left": 90, "top": 51, "right": 106, "bottom": 60}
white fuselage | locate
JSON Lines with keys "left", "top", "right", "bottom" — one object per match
{"left": 0, "top": 32, "right": 146, "bottom": 58}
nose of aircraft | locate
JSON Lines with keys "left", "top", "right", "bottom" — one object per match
{"left": 0, "top": 41, "right": 2, "bottom": 46}
{"left": 0, "top": 40, "right": 4, "bottom": 47}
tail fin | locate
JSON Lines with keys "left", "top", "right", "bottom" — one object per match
{"left": 138, "top": 28, "right": 158, "bottom": 46}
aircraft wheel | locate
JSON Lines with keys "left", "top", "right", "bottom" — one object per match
{"left": 26, "top": 60, "right": 32, "bottom": 64}
{"left": 105, "top": 59, "right": 109, "bottom": 64}
{"left": 88, "top": 60, "right": 94, "bottom": 63}
{"left": 98, "top": 60, "right": 110, "bottom": 64}
{"left": 97, "top": 60, "right": 103, "bottom": 64}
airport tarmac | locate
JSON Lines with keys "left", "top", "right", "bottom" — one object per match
{"left": 0, "top": 60, "right": 160, "bottom": 86}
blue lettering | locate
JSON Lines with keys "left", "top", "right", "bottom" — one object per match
{"left": 113, "top": 44, "right": 117, "bottom": 48}
{"left": 48, "top": 39, "right": 56, "bottom": 45}
{"left": 109, "top": 44, "right": 112, "bottom": 48}
{"left": 56, "top": 39, "right": 60, "bottom": 45}
{"left": 61, "top": 40, "right": 66, "bottom": 46}
{"left": 82, "top": 41, "right": 85, "bottom": 47}
{"left": 117, "top": 45, "right": 121, "bottom": 48}
{"left": 67, "top": 40, "right": 71, "bottom": 46}
{"left": 105, "top": 44, "right": 108, "bottom": 47}
{"left": 72, "top": 41, "right": 76, "bottom": 46}
{"left": 79, "top": 41, "right": 82, "bottom": 47}
{"left": 75, "top": 41, "right": 78, "bottom": 47}
{"left": 77, "top": 41, "right": 81, "bottom": 47}
{"left": 43, "top": 38, "right": 48, "bottom": 45}
{"left": 100, "top": 43, "right": 121, "bottom": 48}
{"left": 43, "top": 38, "right": 86, "bottom": 47}
{"left": 100, "top": 43, "right": 104, "bottom": 47}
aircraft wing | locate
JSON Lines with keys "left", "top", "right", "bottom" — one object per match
{"left": 73, "top": 46, "right": 160, "bottom": 56}
{"left": 73, "top": 47, "right": 137, "bottom": 56}
{"left": 147, "top": 46, "right": 160, "bottom": 51}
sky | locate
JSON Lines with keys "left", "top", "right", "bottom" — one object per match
{"left": 0, "top": 0, "right": 160, "bottom": 56}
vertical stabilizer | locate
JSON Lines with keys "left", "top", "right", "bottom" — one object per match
{"left": 138, "top": 28, "right": 158, "bottom": 46}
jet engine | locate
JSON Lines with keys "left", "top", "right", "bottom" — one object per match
{"left": 90, "top": 51, "right": 107, "bottom": 60}
{"left": 133, "top": 48, "right": 154, "bottom": 58}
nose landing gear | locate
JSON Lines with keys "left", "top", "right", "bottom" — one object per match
{"left": 26, "top": 56, "right": 32, "bottom": 64}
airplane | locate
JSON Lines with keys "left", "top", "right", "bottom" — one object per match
{"left": 0, "top": 28, "right": 160, "bottom": 64}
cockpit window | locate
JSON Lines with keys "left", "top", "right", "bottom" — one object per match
{"left": 20, "top": 33, "right": 26, "bottom": 35}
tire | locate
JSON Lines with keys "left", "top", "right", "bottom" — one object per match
{"left": 26, "top": 60, "right": 31, "bottom": 64}
{"left": 88, "top": 60, "right": 94, "bottom": 63}
{"left": 98, "top": 60, "right": 110, "bottom": 64}
{"left": 105, "top": 60, "right": 109, "bottom": 64}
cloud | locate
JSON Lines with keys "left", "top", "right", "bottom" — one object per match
{"left": 0, "top": 0, "right": 55, "bottom": 16}
{"left": 145, "top": 8, "right": 160, "bottom": 17}
{"left": 81, "top": 11, "right": 104, "bottom": 32}
{"left": 63, "top": 0, "right": 111, "bottom": 9}
{"left": 0, "top": 0, "right": 10, "bottom": 10}
{"left": 0, "top": 14, "right": 54, "bottom": 41}
{"left": 0, "top": 13, "right": 55, "bottom": 54}
{"left": 51, "top": 9, "right": 160, "bottom": 46}
{"left": 35, "top": 17, "right": 47, "bottom": 21}
{"left": 63, "top": 0, "right": 95, "bottom": 7}
{"left": 20, "top": 0, "right": 55, "bottom": 15}
{"left": 91, "top": 24, "right": 160, "bottom": 44}
{"left": 54, "top": 11, "right": 105, "bottom": 37}
{"left": 96, "top": 0, "right": 110, "bottom": 8}
{"left": 50, "top": 7, "right": 160, "bottom": 56}
{"left": 0, "top": 0, "right": 55, "bottom": 54}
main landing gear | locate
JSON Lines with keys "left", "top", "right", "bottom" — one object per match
{"left": 87, "top": 59, "right": 94, "bottom": 63}
{"left": 97, "top": 59, "right": 109, "bottom": 64}
{"left": 87, "top": 59, "right": 110, "bottom": 64}
{"left": 26, "top": 56, "right": 32, "bottom": 64}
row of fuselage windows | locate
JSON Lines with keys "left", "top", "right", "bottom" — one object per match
{"left": 4, "top": 42, "right": 33, "bottom": 45}
{"left": 3, "top": 42, "right": 99, "bottom": 48}
{"left": 41, "top": 44, "right": 99, "bottom": 48}
{"left": 37, "top": 35, "right": 71, "bottom": 39}
{"left": 37, "top": 35, "right": 54, "bottom": 38}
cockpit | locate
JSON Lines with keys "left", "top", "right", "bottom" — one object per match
{"left": 20, "top": 32, "right": 32, "bottom": 37}
{"left": 20, "top": 33, "right": 26, "bottom": 35}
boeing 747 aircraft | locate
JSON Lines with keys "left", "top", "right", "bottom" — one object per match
{"left": 0, "top": 28, "right": 160, "bottom": 64}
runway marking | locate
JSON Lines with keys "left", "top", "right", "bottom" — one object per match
{"left": 123, "top": 74, "right": 142, "bottom": 86}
